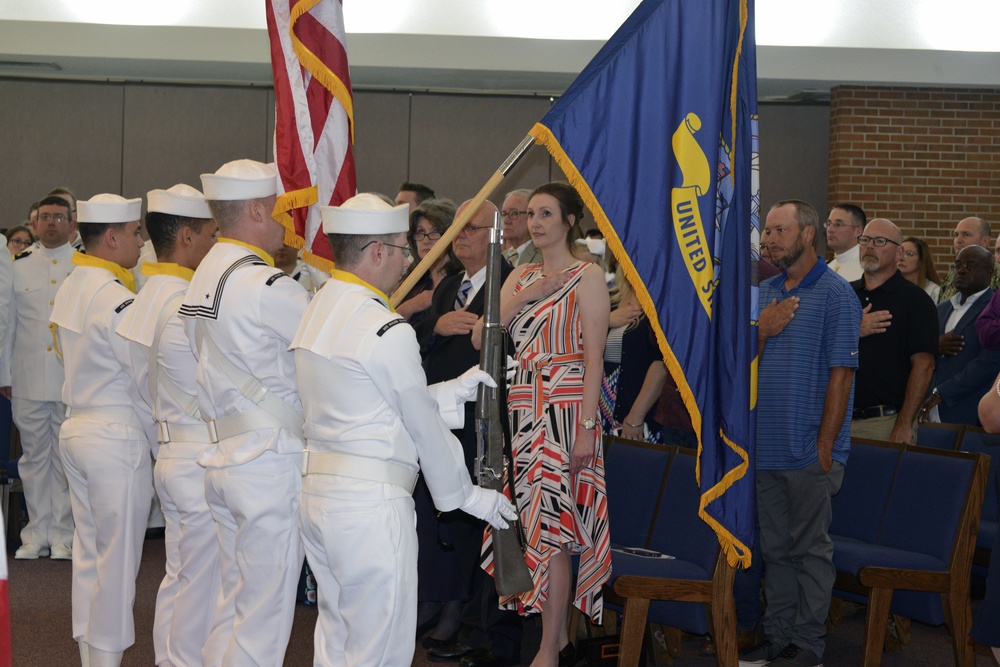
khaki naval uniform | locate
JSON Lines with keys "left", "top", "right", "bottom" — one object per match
{"left": 178, "top": 240, "right": 309, "bottom": 667}
{"left": 116, "top": 263, "right": 219, "bottom": 667}
{"left": 291, "top": 270, "right": 474, "bottom": 667}
{"left": 1, "top": 243, "right": 77, "bottom": 550}
{"left": 51, "top": 257, "right": 154, "bottom": 654}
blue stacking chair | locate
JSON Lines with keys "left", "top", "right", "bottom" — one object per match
{"left": 915, "top": 422, "right": 965, "bottom": 451}
{"left": 610, "top": 447, "right": 736, "bottom": 667}
{"left": 957, "top": 427, "right": 999, "bottom": 578}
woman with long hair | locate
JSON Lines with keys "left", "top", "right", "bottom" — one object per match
{"left": 474, "top": 182, "right": 611, "bottom": 667}
{"left": 898, "top": 236, "right": 941, "bottom": 302}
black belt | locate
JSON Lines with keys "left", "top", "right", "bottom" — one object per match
{"left": 853, "top": 405, "right": 899, "bottom": 420}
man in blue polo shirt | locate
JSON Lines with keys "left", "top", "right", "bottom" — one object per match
{"left": 739, "top": 200, "right": 862, "bottom": 667}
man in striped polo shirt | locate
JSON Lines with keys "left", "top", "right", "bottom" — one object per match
{"left": 739, "top": 200, "right": 862, "bottom": 667}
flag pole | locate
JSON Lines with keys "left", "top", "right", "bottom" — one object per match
{"left": 390, "top": 134, "right": 537, "bottom": 308}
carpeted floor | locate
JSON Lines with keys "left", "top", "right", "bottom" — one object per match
{"left": 7, "top": 537, "right": 999, "bottom": 666}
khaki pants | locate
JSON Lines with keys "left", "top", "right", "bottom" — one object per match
{"left": 849, "top": 414, "right": 917, "bottom": 444}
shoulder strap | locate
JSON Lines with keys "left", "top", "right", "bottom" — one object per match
{"left": 194, "top": 319, "right": 303, "bottom": 439}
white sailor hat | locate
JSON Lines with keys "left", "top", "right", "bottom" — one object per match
{"left": 200, "top": 159, "right": 278, "bottom": 201}
{"left": 321, "top": 193, "right": 409, "bottom": 235}
{"left": 147, "top": 184, "right": 212, "bottom": 219}
{"left": 77, "top": 193, "right": 142, "bottom": 224}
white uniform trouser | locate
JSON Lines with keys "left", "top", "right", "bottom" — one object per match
{"left": 300, "top": 474, "right": 418, "bottom": 667}
{"left": 152, "top": 447, "right": 220, "bottom": 667}
{"left": 12, "top": 397, "right": 73, "bottom": 546}
{"left": 201, "top": 450, "right": 303, "bottom": 667}
{"left": 59, "top": 421, "right": 153, "bottom": 652}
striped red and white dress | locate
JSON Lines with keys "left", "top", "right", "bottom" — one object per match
{"left": 483, "top": 261, "right": 612, "bottom": 622}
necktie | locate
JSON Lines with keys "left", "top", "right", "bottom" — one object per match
{"left": 455, "top": 278, "right": 473, "bottom": 310}
{"left": 503, "top": 247, "right": 518, "bottom": 264}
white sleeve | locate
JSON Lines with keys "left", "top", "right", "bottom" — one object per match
{"left": 367, "top": 324, "right": 474, "bottom": 512}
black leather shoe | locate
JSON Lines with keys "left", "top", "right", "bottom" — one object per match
{"left": 459, "top": 648, "right": 518, "bottom": 667}
{"left": 427, "top": 642, "right": 475, "bottom": 662}
{"left": 422, "top": 631, "right": 461, "bottom": 651}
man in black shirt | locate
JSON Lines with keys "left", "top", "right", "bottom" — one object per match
{"left": 850, "top": 218, "right": 938, "bottom": 443}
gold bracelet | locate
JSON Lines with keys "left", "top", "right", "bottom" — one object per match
{"left": 623, "top": 419, "right": 644, "bottom": 428}
{"left": 995, "top": 374, "right": 1000, "bottom": 398}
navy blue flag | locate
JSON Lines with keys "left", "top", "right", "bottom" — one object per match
{"left": 529, "top": 0, "right": 759, "bottom": 566}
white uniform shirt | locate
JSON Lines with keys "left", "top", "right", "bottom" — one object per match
{"left": 1, "top": 243, "right": 77, "bottom": 400}
{"left": 50, "top": 264, "right": 151, "bottom": 437}
{"left": 178, "top": 241, "right": 309, "bottom": 467}
{"left": 827, "top": 244, "right": 863, "bottom": 283}
{"left": 116, "top": 268, "right": 199, "bottom": 457}
{"left": 290, "top": 272, "right": 473, "bottom": 510}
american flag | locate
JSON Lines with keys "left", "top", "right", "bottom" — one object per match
{"left": 267, "top": 0, "right": 356, "bottom": 274}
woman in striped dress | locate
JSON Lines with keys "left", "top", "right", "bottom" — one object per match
{"left": 475, "top": 182, "right": 611, "bottom": 667}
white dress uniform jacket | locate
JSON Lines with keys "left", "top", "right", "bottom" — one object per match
{"left": 0, "top": 245, "right": 74, "bottom": 548}
{"left": 116, "top": 267, "right": 219, "bottom": 667}
{"left": 178, "top": 240, "right": 308, "bottom": 667}
{"left": 290, "top": 272, "right": 475, "bottom": 667}
{"left": 50, "top": 263, "right": 154, "bottom": 654}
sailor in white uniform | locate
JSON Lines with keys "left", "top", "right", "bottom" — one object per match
{"left": 115, "top": 184, "right": 219, "bottom": 667}
{"left": 50, "top": 194, "right": 151, "bottom": 667}
{"left": 2, "top": 194, "right": 77, "bottom": 561}
{"left": 290, "top": 194, "right": 516, "bottom": 667}
{"left": 178, "top": 160, "right": 310, "bottom": 667}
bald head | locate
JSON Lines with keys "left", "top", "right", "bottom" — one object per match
{"left": 859, "top": 218, "right": 903, "bottom": 280}
{"left": 456, "top": 199, "right": 498, "bottom": 228}
{"left": 453, "top": 199, "right": 498, "bottom": 274}
{"left": 866, "top": 218, "right": 902, "bottom": 243}
{"left": 954, "top": 216, "right": 990, "bottom": 255}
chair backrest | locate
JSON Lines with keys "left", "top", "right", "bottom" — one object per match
{"left": 878, "top": 445, "right": 977, "bottom": 562}
{"left": 830, "top": 439, "right": 903, "bottom": 543}
{"left": 603, "top": 436, "right": 674, "bottom": 549}
{"left": 646, "top": 448, "right": 719, "bottom": 570}
{"left": 916, "top": 422, "right": 965, "bottom": 451}
{"left": 958, "top": 428, "right": 999, "bottom": 524}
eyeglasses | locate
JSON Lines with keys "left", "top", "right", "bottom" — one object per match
{"left": 458, "top": 224, "right": 489, "bottom": 235}
{"left": 412, "top": 229, "right": 441, "bottom": 241}
{"left": 37, "top": 213, "right": 68, "bottom": 223}
{"left": 383, "top": 242, "right": 412, "bottom": 259}
{"left": 857, "top": 235, "right": 900, "bottom": 248}
{"left": 361, "top": 240, "right": 412, "bottom": 259}
{"left": 501, "top": 210, "right": 526, "bottom": 220}
{"left": 823, "top": 221, "right": 859, "bottom": 230}
{"left": 8, "top": 238, "right": 30, "bottom": 248}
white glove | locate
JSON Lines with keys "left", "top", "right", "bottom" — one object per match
{"left": 451, "top": 365, "right": 497, "bottom": 403}
{"left": 460, "top": 486, "right": 518, "bottom": 530}
{"left": 504, "top": 355, "right": 516, "bottom": 384}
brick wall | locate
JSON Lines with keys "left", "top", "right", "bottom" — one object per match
{"left": 828, "top": 86, "right": 1000, "bottom": 278}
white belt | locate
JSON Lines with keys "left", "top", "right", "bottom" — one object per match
{"left": 208, "top": 406, "right": 301, "bottom": 444}
{"left": 301, "top": 449, "right": 419, "bottom": 494}
{"left": 65, "top": 405, "right": 139, "bottom": 426}
{"left": 158, "top": 420, "right": 211, "bottom": 445}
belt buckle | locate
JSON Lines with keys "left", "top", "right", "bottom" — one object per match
{"left": 207, "top": 419, "right": 220, "bottom": 444}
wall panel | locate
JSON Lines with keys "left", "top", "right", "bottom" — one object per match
{"left": 121, "top": 84, "right": 271, "bottom": 206}
{"left": 0, "top": 79, "right": 124, "bottom": 223}
{"left": 408, "top": 94, "right": 552, "bottom": 206}
{"left": 353, "top": 91, "right": 411, "bottom": 198}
